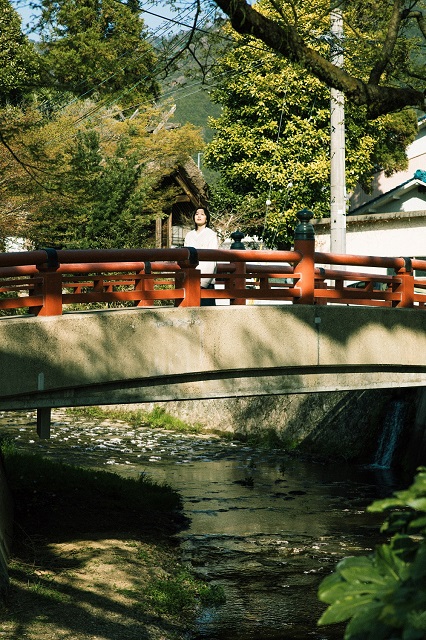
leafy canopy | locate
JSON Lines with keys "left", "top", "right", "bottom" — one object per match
{"left": 0, "top": 98, "right": 203, "bottom": 248}
{"left": 0, "top": 0, "right": 42, "bottom": 104}
{"left": 0, "top": 1, "right": 206, "bottom": 248}
{"left": 19, "top": 0, "right": 159, "bottom": 106}
{"left": 211, "top": 0, "right": 426, "bottom": 118}
{"left": 205, "top": 27, "right": 418, "bottom": 246}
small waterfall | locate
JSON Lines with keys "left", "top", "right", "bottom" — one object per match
{"left": 373, "top": 399, "right": 407, "bottom": 468}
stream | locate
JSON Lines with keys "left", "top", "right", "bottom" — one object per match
{"left": 0, "top": 409, "right": 403, "bottom": 640}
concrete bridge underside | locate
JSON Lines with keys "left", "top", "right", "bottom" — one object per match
{"left": 0, "top": 305, "right": 425, "bottom": 411}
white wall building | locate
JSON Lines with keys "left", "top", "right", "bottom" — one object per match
{"left": 350, "top": 115, "right": 426, "bottom": 211}
{"left": 314, "top": 116, "right": 426, "bottom": 276}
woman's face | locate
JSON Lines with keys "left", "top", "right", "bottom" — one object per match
{"left": 194, "top": 209, "right": 207, "bottom": 227}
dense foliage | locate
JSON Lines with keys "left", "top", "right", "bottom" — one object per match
{"left": 0, "top": 97, "right": 202, "bottom": 248}
{"left": 31, "top": 0, "right": 159, "bottom": 106}
{"left": 205, "top": 29, "right": 418, "bottom": 246}
{"left": 318, "top": 468, "right": 426, "bottom": 639}
{"left": 0, "top": 1, "right": 203, "bottom": 249}
{"left": 0, "top": 0, "right": 41, "bottom": 103}
{"left": 211, "top": 0, "right": 426, "bottom": 118}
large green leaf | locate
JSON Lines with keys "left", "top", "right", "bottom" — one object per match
{"left": 411, "top": 542, "right": 426, "bottom": 580}
{"left": 344, "top": 603, "right": 388, "bottom": 639}
{"left": 318, "top": 594, "right": 379, "bottom": 625}
{"left": 318, "top": 573, "right": 352, "bottom": 604}
{"left": 408, "top": 516, "right": 426, "bottom": 533}
{"left": 374, "top": 543, "right": 408, "bottom": 581}
{"left": 318, "top": 469, "right": 426, "bottom": 638}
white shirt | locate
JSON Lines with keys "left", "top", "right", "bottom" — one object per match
{"left": 184, "top": 226, "right": 218, "bottom": 287}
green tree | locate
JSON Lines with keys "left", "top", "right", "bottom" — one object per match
{"left": 205, "top": 35, "right": 417, "bottom": 246}
{"left": 210, "top": 0, "right": 426, "bottom": 118}
{"left": 0, "top": 0, "right": 42, "bottom": 104}
{"left": 0, "top": 98, "right": 203, "bottom": 248}
{"left": 0, "top": 0, "right": 161, "bottom": 243}
{"left": 41, "top": 129, "right": 163, "bottom": 248}
{"left": 33, "top": 0, "right": 159, "bottom": 106}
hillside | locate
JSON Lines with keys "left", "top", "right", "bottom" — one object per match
{"left": 157, "top": 28, "right": 224, "bottom": 185}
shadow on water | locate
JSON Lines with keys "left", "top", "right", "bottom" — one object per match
{"left": 1, "top": 409, "right": 406, "bottom": 640}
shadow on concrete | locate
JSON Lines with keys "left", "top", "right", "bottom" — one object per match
{"left": 0, "top": 305, "right": 425, "bottom": 411}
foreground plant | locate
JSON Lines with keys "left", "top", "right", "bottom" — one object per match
{"left": 317, "top": 467, "right": 426, "bottom": 639}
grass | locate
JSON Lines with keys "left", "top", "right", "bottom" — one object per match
{"left": 118, "top": 569, "right": 225, "bottom": 618}
{"left": 67, "top": 405, "right": 204, "bottom": 434}
{"left": 1, "top": 443, "right": 184, "bottom": 539}
{"left": 0, "top": 442, "right": 225, "bottom": 638}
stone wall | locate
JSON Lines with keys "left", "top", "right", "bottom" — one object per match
{"left": 403, "top": 387, "right": 426, "bottom": 472}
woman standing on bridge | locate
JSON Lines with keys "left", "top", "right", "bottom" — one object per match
{"left": 184, "top": 207, "right": 218, "bottom": 306}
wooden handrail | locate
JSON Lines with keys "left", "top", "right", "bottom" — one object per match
{"left": 0, "top": 238, "right": 425, "bottom": 316}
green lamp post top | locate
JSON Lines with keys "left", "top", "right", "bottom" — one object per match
{"left": 230, "top": 231, "right": 246, "bottom": 250}
{"left": 294, "top": 209, "right": 315, "bottom": 241}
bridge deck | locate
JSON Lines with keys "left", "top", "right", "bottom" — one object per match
{"left": 1, "top": 305, "right": 425, "bottom": 412}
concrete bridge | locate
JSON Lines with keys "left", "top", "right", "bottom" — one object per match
{"left": 1, "top": 212, "right": 425, "bottom": 598}
{"left": 1, "top": 304, "right": 425, "bottom": 431}
{"left": 0, "top": 210, "right": 425, "bottom": 435}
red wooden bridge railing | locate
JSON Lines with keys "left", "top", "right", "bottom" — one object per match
{"left": 0, "top": 211, "right": 425, "bottom": 316}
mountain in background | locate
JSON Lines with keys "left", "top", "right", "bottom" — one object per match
{"left": 157, "top": 27, "right": 224, "bottom": 185}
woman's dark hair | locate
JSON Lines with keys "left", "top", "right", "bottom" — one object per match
{"left": 192, "top": 207, "right": 210, "bottom": 229}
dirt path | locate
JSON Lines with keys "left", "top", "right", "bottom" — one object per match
{"left": 0, "top": 441, "right": 198, "bottom": 640}
{"left": 2, "top": 533, "right": 192, "bottom": 640}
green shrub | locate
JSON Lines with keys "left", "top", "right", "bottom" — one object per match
{"left": 138, "top": 569, "right": 225, "bottom": 617}
{"left": 1, "top": 448, "right": 183, "bottom": 537}
{"left": 317, "top": 467, "right": 426, "bottom": 639}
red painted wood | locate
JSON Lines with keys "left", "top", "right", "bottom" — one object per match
{"left": 0, "top": 247, "right": 424, "bottom": 315}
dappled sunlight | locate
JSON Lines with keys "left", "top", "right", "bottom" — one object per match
{"left": 6, "top": 537, "right": 188, "bottom": 640}
{"left": 1, "top": 449, "right": 194, "bottom": 640}
{"left": 0, "top": 303, "right": 425, "bottom": 411}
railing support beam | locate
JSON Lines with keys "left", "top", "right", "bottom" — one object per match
{"left": 176, "top": 248, "right": 201, "bottom": 307}
{"left": 230, "top": 261, "right": 247, "bottom": 305}
{"left": 394, "top": 258, "right": 415, "bottom": 308}
{"left": 37, "top": 407, "right": 51, "bottom": 439}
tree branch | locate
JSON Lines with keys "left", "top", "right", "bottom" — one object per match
{"left": 406, "top": 9, "right": 426, "bottom": 38}
{"left": 0, "top": 133, "right": 61, "bottom": 193}
{"left": 213, "top": 0, "right": 426, "bottom": 118}
{"left": 368, "top": 0, "right": 403, "bottom": 85}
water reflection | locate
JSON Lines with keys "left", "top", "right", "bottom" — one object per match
{"left": 0, "top": 409, "right": 402, "bottom": 640}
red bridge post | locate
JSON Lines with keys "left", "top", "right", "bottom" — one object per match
{"left": 394, "top": 258, "right": 415, "bottom": 308}
{"left": 30, "top": 249, "right": 63, "bottom": 316}
{"left": 293, "top": 209, "right": 315, "bottom": 305}
{"left": 176, "top": 248, "right": 201, "bottom": 307}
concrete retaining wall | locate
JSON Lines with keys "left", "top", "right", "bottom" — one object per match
{"left": 114, "top": 385, "right": 426, "bottom": 467}
{"left": 404, "top": 387, "right": 426, "bottom": 471}
{"left": 113, "top": 387, "right": 398, "bottom": 463}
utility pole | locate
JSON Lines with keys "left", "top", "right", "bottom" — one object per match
{"left": 330, "top": 7, "right": 346, "bottom": 253}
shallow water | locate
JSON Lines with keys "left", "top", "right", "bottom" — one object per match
{"left": 0, "top": 409, "right": 401, "bottom": 640}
